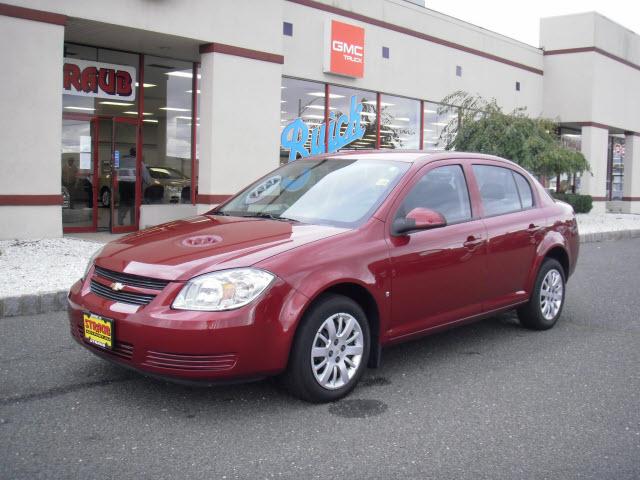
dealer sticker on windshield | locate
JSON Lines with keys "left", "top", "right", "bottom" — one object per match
{"left": 83, "top": 313, "right": 114, "bottom": 350}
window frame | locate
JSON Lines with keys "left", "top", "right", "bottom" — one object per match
{"left": 470, "top": 163, "right": 538, "bottom": 219}
{"left": 389, "top": 161, "right": 475, "bottom": 230}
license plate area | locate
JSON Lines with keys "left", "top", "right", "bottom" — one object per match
{"left": 83, "top": 312, "right": 114, "bottom": 350}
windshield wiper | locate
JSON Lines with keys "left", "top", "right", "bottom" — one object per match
{"left": 242, "top": 212, "right": 300, "bottom": 223}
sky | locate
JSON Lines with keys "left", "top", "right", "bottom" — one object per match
{"left": 421, "top": 0, "right": 640, "bottom": 47}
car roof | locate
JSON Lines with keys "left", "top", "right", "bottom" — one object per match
{"left": 313, "top": 149, "right": 520, "bottom": 169}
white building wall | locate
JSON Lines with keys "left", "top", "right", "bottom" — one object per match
{"left": 541, "top": 12, "right": 640, "bottom": 130}
{"left": 542, "top": 53, "right": 595, "bottom": 123}
{"left": 0, "top": 15, "right": 64, "bottom": 239}
{"left": 4, "top": 0, "right": 284, "bottom": 54}
{"left": 283, "top": 1, "right": 543, "bottom": 114}
{"left": 198, "top": 53, "right": 283, "bottom": 197}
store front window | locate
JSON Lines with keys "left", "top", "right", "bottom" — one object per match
{"left": 424, "top": 101, "right": 457, "bottom": 150}
{"left": 61, "top": 43, "right": 199, "bottom": 233}
{"left": 142, "top": 56, "right": 194, "bottom": 204}
{"left": 279, "top": 77, "right": 466, "bottom": 159}
{"left": 379, "top": 94, "right": 420, "bottom": 149}
{"left": 608, "top": 136, "right": 625, "bottom": 200}
{"left": 280, "top": 78, "right": 326, "bottom": 164}
{"left": 62, "top": 45, "right": 140, "bottom": 232}
{"left": 330, "top": 86, "right": 377, "bottom": 151}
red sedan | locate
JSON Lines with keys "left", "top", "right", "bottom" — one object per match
{"left": 68, "top": 151, "right": 579, "bottom": 402}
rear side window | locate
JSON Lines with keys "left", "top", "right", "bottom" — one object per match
{"left": 513, "top": 172, "right": 534, "bottom": 209}
{"left": 473, "top": 165, "right": 523, "bottom": 216}
{"left": 395, "top": 165, "right": 471, "bottom": 224}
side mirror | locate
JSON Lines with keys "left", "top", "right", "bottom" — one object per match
{"left": 391, "top": 207, "right": 446, "bottom": 236}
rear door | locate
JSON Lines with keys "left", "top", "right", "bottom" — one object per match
{"left": 386, "top": 162, "right": 488, "bottom": 340}
{"left": 469, "top": 162, "right": 547, "bottom": 310}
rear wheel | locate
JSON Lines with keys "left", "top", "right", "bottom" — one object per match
{"left": 518, "top": 258, "right": 565, "bottom": 330}
{"left": 281, "top": 294, "right": 370, "bottom": 403}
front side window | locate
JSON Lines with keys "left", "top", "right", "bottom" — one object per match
{"left": 395, "top": 165, "right": 472, "bottom": 224}
{"left": 473, "top": 165, "right": 523, "bottom": 216}
{"left": 217, "top": 159, "right": 409, "bottom": 228}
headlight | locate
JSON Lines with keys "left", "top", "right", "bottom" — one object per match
{"left": 83, "top": 247, "right": 104, "bottom": 279}
{"left": 172, "top": 268, "right": 275, "bottom": 311}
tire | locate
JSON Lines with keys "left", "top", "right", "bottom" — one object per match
{"left": 281, "top": 294, "right": 370, "bottom": 403}
{"left": 517, "top": 258, "right": 566, "bottom": 330}
{"left": 100, "top": 188, "right": 111, "bottom": 208}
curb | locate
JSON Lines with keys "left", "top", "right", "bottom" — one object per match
{"left": 1, "top": 229, "right": 640, "bottom": 318}
{"left": 579, "top": 228, "right": 640, "bottom": 244}
{"left": 0, "top": 290, "right": 68, "bottom": 318}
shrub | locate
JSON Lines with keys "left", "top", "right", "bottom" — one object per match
{"left": 552, "top": 193, "right": 593, "bottom": 214}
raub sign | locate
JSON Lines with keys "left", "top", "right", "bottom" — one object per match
{"left": 63, "top": 58, "right": 136, "bottom": 101}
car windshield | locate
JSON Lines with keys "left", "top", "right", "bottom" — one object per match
{"left": 215, "top": 158, "right": 410, "bottom": 228}
{"left": 147, "top": 167, "right": 188, "bottom": 179}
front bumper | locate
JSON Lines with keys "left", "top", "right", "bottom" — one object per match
{"left": 68, "top": 270, "right": 307, "bottom": 382}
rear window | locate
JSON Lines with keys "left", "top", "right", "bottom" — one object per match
{"left": 513, "top": 171, "right": 533, "bottom": 209}
{"left": 473, "top": 165, "right": 527, "bottom": 217}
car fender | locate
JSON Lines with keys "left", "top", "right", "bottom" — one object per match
{"left": 524, "top": 229, "right": 569, "bottom": 294}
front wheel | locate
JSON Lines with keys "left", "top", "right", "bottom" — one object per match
{"left": 281, "top": 294, "right": 370, "bottom": 403}
{"left": 517, "top": 258, "right": 566, "bottom": 330}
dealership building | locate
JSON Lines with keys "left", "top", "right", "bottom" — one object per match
{"left": 0, "top": 0, "right": 639, "bottom": 239}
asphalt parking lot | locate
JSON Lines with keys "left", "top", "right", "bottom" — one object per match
{"left": 1, "top": 238, "right": 639, "bottom": 479}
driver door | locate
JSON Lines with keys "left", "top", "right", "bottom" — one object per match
{"left": 386, "top": 163, "right": 488, "bottom": 340}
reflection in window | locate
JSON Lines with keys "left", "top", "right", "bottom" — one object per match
{"left": 330, "top": 86, "right": 377, "bottom": 151}
{"left": 424, "top": 101, "right": 458, "bottom": 151}
{"left": 396, "top": 165, "right": 471, "bottom": 223}
{"left": 142, "top": 56, "right": 194, "bottom": 204}
{"left": 473, "top": 165, "right": 522, "bottom": 216}
{"left": 379, "top": 94, "right": 420, "bottom": 149}
{"left": 280, "top": 78, "right": 326, "bottom": 163}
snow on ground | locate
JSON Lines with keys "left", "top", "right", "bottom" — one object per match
{"left": 0, "top": 212, "right": 638, "bottom": 298}
{"left": 577, "top": 213, "right": 640, "bottom": 233}
{"left": 0, "top": 238, "right": 103, "bottom": 297}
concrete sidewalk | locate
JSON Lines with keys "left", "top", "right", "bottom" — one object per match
{"left": 1, "top": 213, "right": 640, "bottom": 318}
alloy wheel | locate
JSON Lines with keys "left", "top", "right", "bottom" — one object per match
{"left": 539, "top": 268, "right": 564, "bottom": 320}
{"left": 310, "top": 313, "right": 364, "bottom": 390}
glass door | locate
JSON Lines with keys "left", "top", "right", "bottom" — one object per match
{"left": 111, "top": 118, "right": 140, "bottom": 233}
{"left": 61, "top": 116, "right": 98, "bottom": 232}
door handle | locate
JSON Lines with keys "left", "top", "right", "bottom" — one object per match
{"left": 463, "top": 235, "right": 484, "bottom": 249}
{"left": 527, "top": 223, "right": 542, "bottom": 234}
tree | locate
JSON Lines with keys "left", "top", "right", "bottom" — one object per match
{"left": 437, "top": 91, "right": 589, "bottom": 179}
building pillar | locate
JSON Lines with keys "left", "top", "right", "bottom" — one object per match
{"left": 197, "top": 47, "right": 283, "bottom": 211}
{"left": 622, "top": 133, "right": 640, "bottom": 214}
{"left": 0, "top": 11, "right": 65, "bottom": 239}
{"left": 579, "top": 126, "right": 609, "bottom": 214}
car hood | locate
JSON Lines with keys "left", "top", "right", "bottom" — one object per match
{"left": 94, "top": 215, "right": 347, "bottom": 281}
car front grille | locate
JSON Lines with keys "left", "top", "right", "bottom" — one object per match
{"left": 76, "top": 324, "right": 134, "bottom": 360}
{"left": 141, "top": 351, "right": 238, "bottom": 372}
{"left": 90, "top": 279, "right": 156, "bottom": 306}
{"left": 94, "top": 266, "right": 170, "bottom": 291}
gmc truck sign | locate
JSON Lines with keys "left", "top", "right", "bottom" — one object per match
{"left": 324, "top": 20, "right": 365, "bottom": 78}
{"left": 62, "top": 58, "right": 137, "bottom": 101}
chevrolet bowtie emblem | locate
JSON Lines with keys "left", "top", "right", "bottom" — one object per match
{"left": 111, "top": 282, "right": 125, "bottom": 291}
